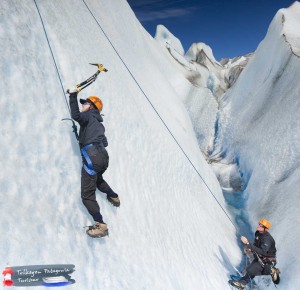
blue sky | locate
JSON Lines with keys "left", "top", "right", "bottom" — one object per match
{"left": 127, "top": 0, "right": 295, "bottom": 60}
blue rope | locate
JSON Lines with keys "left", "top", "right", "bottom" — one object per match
{"left": 81, "top": 0, "right": 237, "bottom": 230}
{"left": 33, "top": 0, "right": 71, "bottom": 117}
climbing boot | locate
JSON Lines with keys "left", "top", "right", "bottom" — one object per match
{"left": 271, "top": 267, "right": 280, "bottom": 284}
{"left": 86, "top": 222, "right": 109, "bottom": 238}
{"left": 228, "top": 279, "right": 246, "bottom": 289}
{"left": 107, "top": 196, "right": 120, "bottom": 207}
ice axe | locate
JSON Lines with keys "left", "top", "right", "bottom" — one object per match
{"left": 61, "top": 118, "right": 79, "bottom": 141}
{"left": 63, "top": 64, "right": 107, "bottom": 143}
{"left": 76, "top": 63, "right": 108, "bottom": 92}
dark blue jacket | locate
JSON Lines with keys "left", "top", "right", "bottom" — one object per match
{"left": 69, "top": 93, "right": 108, "bottom": 148}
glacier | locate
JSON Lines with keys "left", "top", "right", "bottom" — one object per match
{"left": 0, "top": 0, "right": 299, "bottom": 289}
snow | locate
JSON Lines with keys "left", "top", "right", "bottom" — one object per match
{"left": 1, "top": 0, "right": 299, "bottom": 289}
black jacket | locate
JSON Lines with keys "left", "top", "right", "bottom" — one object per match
{"left": 69, "top": 93, "right": 108, "bottom": 148}
{"left": 249, "top": 231, "right": 276, "bottom": 258}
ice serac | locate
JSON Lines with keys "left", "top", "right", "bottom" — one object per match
{"left": 154, "top": 25, "right": 252, "bottom": 100}
{"left": 212, "top": 2, "right": 300, "bottom": 289}
{"left": 154, "top": 24, "right": 185, "bottom": 55}
{"left": 184, "top": 42, "right": 252, "bottom": 97}
{"left": 220, "top": 53, "right": 253, "bottom": 90}
{"left": 185, "top": 42, "right": 220, "bottom": 69}
{"left": 185, "top": 42, "right": 224, "bottom": 96}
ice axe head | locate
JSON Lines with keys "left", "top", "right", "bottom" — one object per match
{"left": 90, "top": 63, "right": 108, "bottom": 72}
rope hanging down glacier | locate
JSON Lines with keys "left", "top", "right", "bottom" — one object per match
{"left": 81, "top": 0, "right": 237, "bottom": 230}
{"left": 33, "top": 0, "right": 71, "bottom": 117}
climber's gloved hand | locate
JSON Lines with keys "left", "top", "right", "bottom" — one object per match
{"left": 241, "top": 236, "right": 249, "bottom": 245}
{"left": 66, "top": 87, "right": 79, "bottom": 94}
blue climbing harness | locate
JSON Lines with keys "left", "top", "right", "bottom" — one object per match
{"left": 81, "top": 144, "right": 97, "bottom": 175}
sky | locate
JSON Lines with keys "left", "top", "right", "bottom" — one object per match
{"left": 127, "top": 0, "right": 295, "bottom": 60}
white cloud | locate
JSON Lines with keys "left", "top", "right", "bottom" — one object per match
{"left": 136, "top": 7, "right": 194, "bottom": 21}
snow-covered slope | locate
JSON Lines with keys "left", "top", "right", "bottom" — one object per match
{"left": 0, "top": 0, "right": 239, "bottom": 289}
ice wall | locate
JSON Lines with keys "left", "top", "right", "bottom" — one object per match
{"left": 212, "top": 2, "right": 300, "bottom": 288}
{"left": 0, "top": 0, "right": 239, "bottom": 289}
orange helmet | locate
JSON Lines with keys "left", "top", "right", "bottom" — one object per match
{"left": 80, "top": 96, "right": 103, "bottom": 111}
{"left": 87, "top": 96, "right": 103, "bottom": 111}
{"left": 259, "top": 219, "right": 271, "bottom": 229}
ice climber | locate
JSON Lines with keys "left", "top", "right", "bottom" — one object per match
{"left": 68, "top": 87, "right": 120, "bottom": 238}
{"left": 229, "top": 219, "right": 280, "bottom": 289}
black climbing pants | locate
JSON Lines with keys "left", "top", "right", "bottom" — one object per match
{"left": 241, "top": 258, "right": 275, "bottom": 284}
{"left": 81, "top": 144, "right": 117, "bottom": 223}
